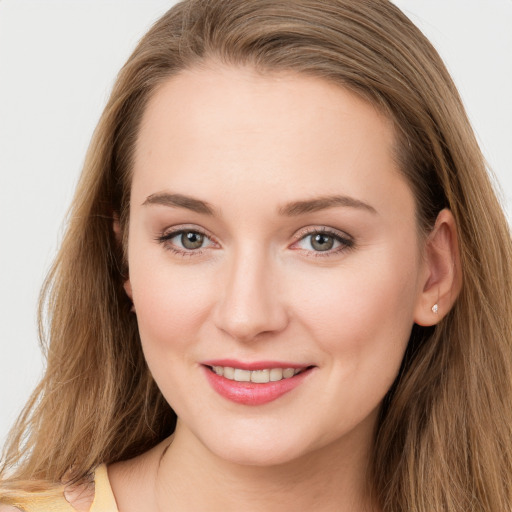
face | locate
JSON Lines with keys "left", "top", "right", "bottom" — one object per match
{"left": 126, "top": 65, "right": 427, "bottom": 466}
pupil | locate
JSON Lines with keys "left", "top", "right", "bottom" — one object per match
{"left": 182, "top": 231, "right": 204, "bottom": 249}
{"left": 312, "top": 234, "right": 333, "bottom": 251}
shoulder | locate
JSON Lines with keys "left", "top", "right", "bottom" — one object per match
{"left": 0, "top": 465, "right": 114, "bottom": 512}
{"left": 0, "top": 488, "right": 76, "bottom": 511}
{"left": 0, "top": 505, "right": 21, "bottom": 512}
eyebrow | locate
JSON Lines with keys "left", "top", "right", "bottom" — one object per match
{"left": 143, "top": 192, "right": 216, "bottom": 215}
{"left": 142, "top": 192, "right": 377, "bottom": 216}
{"left": 278, "top": 195, "right": 377, "bottom": 216}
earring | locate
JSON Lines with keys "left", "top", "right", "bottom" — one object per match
{"left": 431, "top": 303, "right": 439, "bottom": 314}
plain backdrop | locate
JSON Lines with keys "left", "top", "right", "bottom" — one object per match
{"left": 0, "top": 0, "right": 511, "bottom": 446}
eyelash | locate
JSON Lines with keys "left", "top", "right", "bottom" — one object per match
{"left": 291, "top": 227, "right": 354, "bottom": 258}
{"left": 156, "top": 227, "right": 216, "bottom": 257}
{"left": 156, "top": 226, "right": 354, "bottom": 258}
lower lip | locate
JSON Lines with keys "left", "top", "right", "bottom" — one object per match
{"left": 203, "top": 366, "right": 313, "bottom": 406}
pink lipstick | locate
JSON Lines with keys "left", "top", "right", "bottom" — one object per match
{"left": 201, "top": 360, "right": 314, "bottom": 406}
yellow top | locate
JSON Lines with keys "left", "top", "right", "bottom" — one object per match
{"left": 0, "top": 465, "right": 118, "bottom": 512}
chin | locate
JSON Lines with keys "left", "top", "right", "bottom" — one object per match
{"left": 215, "top": 442, "right": 304, "bottom": 467}
{"left": 200, "top": 424, "right": 316, "bottom": 467}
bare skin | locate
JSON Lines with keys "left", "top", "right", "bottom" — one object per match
{"left": 108, "top": 419, "right": 376, "bottom": 512}
{"left": 105, "top": 65, "right": 460, "bottom": 512}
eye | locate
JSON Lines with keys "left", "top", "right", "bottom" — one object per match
{"left": 178, "top": 231, "right": 206, "bottom": 250}
{"left": 306, "top": 233, "right": 337, "bottom": 251}
{"left": 293, "top": 228, "right": 353, "bottom": 255}
{"left": 157, "top": 228, "right": 215, "bottom": 254}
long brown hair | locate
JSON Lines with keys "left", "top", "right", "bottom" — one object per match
{"left": 2, "top": 1, "right": 511, "bottom": 510}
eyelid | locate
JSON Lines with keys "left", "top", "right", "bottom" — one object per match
{"left": 293, "top": 225, "right": 353, "bottom": 241}
{"left": 155, "top": 224, "right": 354, "bottom": 257}
{"left": 156, "top": 224, "right": 218, "bottom": 255}
{"left": 290, "top": 226, "right": 354, "bottom": 255}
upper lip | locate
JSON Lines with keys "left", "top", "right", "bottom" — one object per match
{"left": 201, "top": 359, "right": 313, "bottom": 371}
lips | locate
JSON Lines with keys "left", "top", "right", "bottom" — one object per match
{"left": 202, "top": 360, "right": 314, "bottom": 405}
{"left": 211, "top": 365, "right": 304, "bottom": 383}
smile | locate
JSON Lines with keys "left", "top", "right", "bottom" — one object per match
{"left": 210, "top": 366, "right": 304, "bottom": 383}
{"left": 202, "top": 362, "right": 315, "bottom": 406}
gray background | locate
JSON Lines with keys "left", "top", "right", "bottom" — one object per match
{"left": 1, "top": 0, "right": 511, "bottom": 445}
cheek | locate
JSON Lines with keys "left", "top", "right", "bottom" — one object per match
{"left": 128, "top": 250, "right": 215, "bottom": 362}
{"left": 129, "top": 262, "right": 217, "bottom": 414}
{"left": 290, "top": 247, "right": 419, "bottom": 364}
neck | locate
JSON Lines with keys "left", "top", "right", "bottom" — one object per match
{"left": 154, "top": 420, "right": 378, "bottom": 512}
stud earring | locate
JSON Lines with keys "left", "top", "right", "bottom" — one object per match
{"left": 431, "top": 303, "right": 439, "bottom": 314}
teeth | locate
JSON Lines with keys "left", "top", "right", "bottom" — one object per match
{"left": 282, "top": 368, "right": 295, "bottom": 379}
{"left": 212, "top": 365, "right": 224, "bottom": 376}
{"left": 269, "top": 368, "right": 283, "bottom": 381}
{"left": 234, "top": 369, "right": 251, "bottom": 382}
{"left": 251, "top": 369, "right": 269, "bottom": 383}
{"left": 211, "top": 366, "right": 304, "bottom": 383}
{"left": 223, "top": 366, "right": 235, "bottom": 379}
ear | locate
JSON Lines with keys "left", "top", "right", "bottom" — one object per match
{"left": 113, "top": 211, "right": 122, "bottom": 240}
{"left": 113, "top": 212, "right": 134, "bottom": 303}
{"left": 414, "top": 208, "right": 462, "bottom": 326}
{"left": 123, "top": 279, "right": 134, "bottom": 301}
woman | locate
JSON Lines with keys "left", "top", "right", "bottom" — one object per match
{"left": 1, "top": 0, "right": 511, "bottom": 510}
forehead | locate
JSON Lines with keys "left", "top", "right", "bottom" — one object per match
{"left": 131, "top": 65, "right": 412, "bottom": 222}
{"left": 135, "top": 64, "right": 397, "bottom": 158}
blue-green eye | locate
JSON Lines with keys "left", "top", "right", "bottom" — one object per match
{"left": 309, "top": 233, "right": 336, "bottom": 251}
{"left": 179, "top": 231, "right": 205, "bottom": 249}
{"left": 158, "top": 229, "right": 213, "bottom": 253}
{"left": 295, "top": 229, "right": 353, "bottom": 254}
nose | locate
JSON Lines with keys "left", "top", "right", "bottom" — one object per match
{"left": 213, "top": 246, "right": 289, "bottom": 342}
